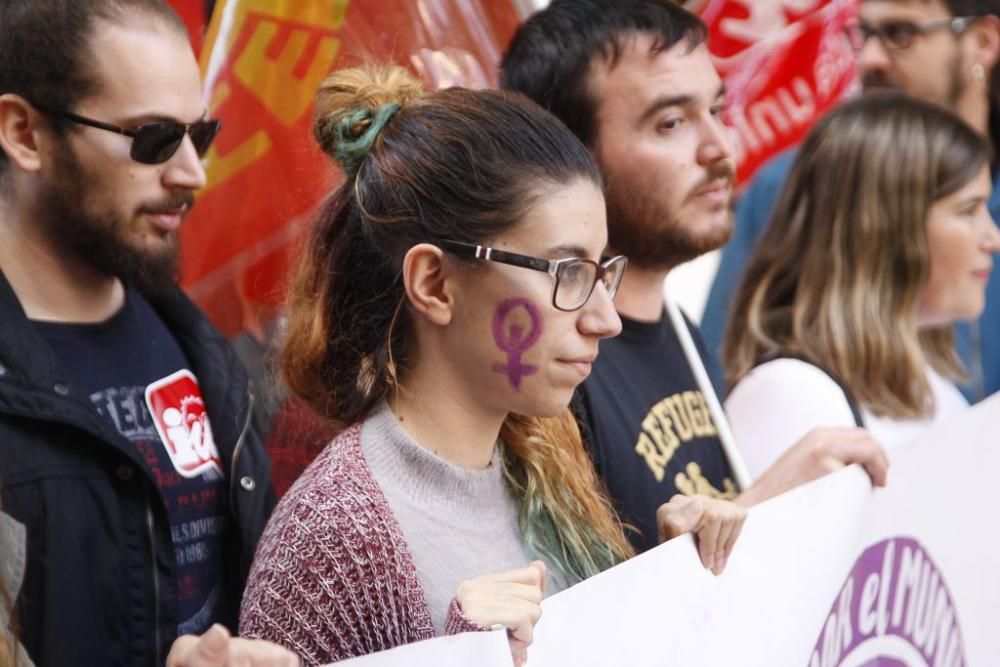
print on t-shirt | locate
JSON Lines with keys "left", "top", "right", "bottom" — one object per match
{"left": 634, "top": 390, "right": 737, "bottom": 499}
{"left": 579, "top": 312, "right": 738, "bottom": 551}
{"left": 146, "top": 370, "right": 223, "bottom": 478}
{"left": 33, "top": 288, "right": 228, "bottom": 638}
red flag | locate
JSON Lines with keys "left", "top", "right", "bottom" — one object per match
{"left": 167, "top": 0, "right": 209, "bottom": 56}
{"left": 180, "top": 0, "right": 521, "bottom": 338}
{"left": 697, "top": 0, "right": 860, "bottom": 184}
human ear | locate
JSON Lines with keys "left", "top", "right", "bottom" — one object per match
{"left": 402, "top": 243, "right": 454, "bottom": 327}
{"left": 967, "top": 16, "right": 1000, "bottom": 74}
{"left": 0, "top": 94, "right": 45, "bottom": 173}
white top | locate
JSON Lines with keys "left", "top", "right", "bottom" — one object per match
{"left": 724, "top": 358, "right": 969, "bottom": 480}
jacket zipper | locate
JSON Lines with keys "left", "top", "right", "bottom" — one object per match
{"left": 228, "top": 390, "right": 255, "bottom": 509}
{"left": 145, "top": 487, "right": 162, "bottom": 667}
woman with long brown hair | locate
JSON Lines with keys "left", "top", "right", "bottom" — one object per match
{"left": 238, "top": 65, "right": 745, "bottom": 665}
{"left": 724, "top": 93, "right": 1000, "bottom": 478}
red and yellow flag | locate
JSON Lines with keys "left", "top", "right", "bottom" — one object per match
{"left": 167, "top": 0, "right": 210, "bottom": 56}
{"left": 179, "top": 0, "right": 521, "bottom": 338}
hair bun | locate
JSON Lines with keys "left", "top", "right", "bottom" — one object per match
{"left": 313, "top": 65, "right": 424, "bottom": 171}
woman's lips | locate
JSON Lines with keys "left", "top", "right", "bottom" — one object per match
{"left": 558, "top": 357, "right": 596, "bottom": 377}
{"left": 972, "top": 268, "right": 992, "bottom": 282}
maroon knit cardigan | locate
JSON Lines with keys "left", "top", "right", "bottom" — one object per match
{"left": 240, "top": 423, "right": 485, "bottom": 665}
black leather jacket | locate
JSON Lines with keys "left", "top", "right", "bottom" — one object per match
{"left": 0, "top": 272, "right": 276, "bottom": 667}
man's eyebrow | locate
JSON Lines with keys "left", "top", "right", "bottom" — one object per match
{"left": 639, "top": 94, "right": 693, "bottom": 124}
{"left": 638, "top": 85, "right": 727, "bottom": 124}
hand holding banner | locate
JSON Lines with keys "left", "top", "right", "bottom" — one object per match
{"left": 300, "top": 395, "right": 999, "bottom": 665}
{"left": 522, "top": 395, "right": 1000, "bottom": 665}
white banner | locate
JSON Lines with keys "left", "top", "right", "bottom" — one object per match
{"left": 332, "top": 394, "right": 1000, "bottom": 666}
{"left": 326, "top": 628, "right": 513, "bottom": 667}
{"left": 529, "top": 392, "right": 1000, "bottom": 666}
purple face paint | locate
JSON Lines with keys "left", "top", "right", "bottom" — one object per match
{"left": 491, "top": 297, "right": 543, "bottom": 391}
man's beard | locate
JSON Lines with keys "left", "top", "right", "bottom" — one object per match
{"left": 35, "top": 139, "right": 190, "bottom": 297}
{"left": 603, "top": 161, "right": 735, "bottom": 271}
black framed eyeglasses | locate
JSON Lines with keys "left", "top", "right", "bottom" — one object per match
{"left": 42, "top": 109, "right": 221, "bottom": 165}
{"left": 845, "top": 16, "right": 977, "bottom": 52}
{"left": 441, "top": 240, "right": 628, "bottom": 312}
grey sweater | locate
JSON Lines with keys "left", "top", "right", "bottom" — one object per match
{"left": 361, "top": 404, "right": 561, "bottom": 634}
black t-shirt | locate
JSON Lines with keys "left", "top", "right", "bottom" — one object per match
{"left": 34, "top": 288, "right": 228, "bottom": 636}
{"left": 577, "top": 312, "right": 737, "bottom": 552}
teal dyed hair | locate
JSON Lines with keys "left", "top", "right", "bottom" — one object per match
{"left": 499, "top": 413, "right": 632, "bottom": 586}
{"left": 332, "top": 103, "right": 401, "bottom": 174}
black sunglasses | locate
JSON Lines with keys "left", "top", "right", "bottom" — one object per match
{"left": 43, "top": 108, "right": 221, "bottom": 165}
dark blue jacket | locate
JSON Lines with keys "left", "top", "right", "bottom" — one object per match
{"left": 0, "top": 271, "right": 276, "bottom": 667}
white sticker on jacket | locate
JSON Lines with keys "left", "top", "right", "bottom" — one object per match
{"left": 146, "top": 370, "right": 223, "bottom": 478}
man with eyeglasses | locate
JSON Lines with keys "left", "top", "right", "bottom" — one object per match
{"left": 0, "top": 2, "right": 290, "bottom": 665}
{"left": 703, "top": 0, "right": 1000, "bottom": 402}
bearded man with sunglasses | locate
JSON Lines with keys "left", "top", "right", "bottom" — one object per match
{"left": 0, "top": 2, "right": 281, "bottom": 665}
{"left": 703, "top": 0, "right": 1000, "bottom": 402}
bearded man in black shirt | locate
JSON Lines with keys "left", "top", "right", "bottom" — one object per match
{"left": 0, "top": 2, "right": 294, "bottom": 664}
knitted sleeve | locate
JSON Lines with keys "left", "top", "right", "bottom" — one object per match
{"left": 239, "top": 434, "right": 437, "bottom": 665}
{"left": 444, "top": 598, "right": 490, "bottom": 635}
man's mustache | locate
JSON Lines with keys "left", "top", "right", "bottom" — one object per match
{"left": 862, "top": 72, "right": 897, "bottom": 91}
{"left": 139, "top": 191, "right": 195, "bottom": 215}
{"left": 688, "top": 160, "right": 736, "bottom": 199}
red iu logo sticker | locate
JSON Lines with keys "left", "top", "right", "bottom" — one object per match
{"left": 146, "top": 370, "right": 223, "bottom": 478}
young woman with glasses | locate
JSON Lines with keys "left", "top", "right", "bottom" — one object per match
{"left": 723, "top": 94, "right": 1000, "bottom": 479}
{"left": 238, "top": 65, "right": 745, "bottom": 666}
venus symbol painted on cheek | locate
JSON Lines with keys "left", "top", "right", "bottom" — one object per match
{"left": 491, "top": 298, "right": 543, "bottom": 391}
